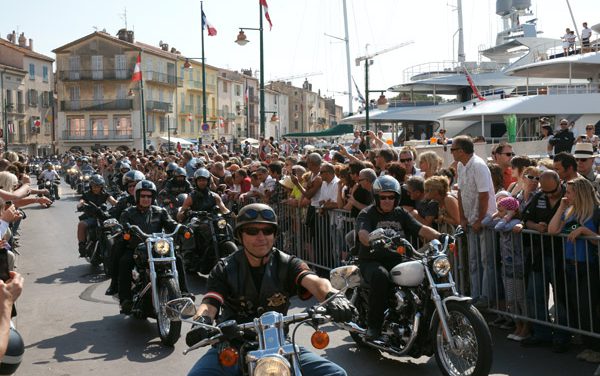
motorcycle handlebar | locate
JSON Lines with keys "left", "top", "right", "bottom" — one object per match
{"left": 126, "top": 223, "right": 185, "bottom": 238}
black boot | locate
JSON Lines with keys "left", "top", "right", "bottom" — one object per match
{"left": 105, "top": 280, "right": 118, "bottom": 296}
{"left": 78, "top": 242, "right": 87, "bottom": 257}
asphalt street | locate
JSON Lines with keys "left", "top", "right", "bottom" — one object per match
{"left": 12, "top": 180, "right": 599, "bottom": 375}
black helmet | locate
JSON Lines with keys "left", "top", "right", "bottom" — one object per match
{"left": 119, "top": 162, "right": 131, "bottom": 173}
{"left": 194, "top": 168, "right": 211, "bottom": 180}
{"left": 134, "top": 180, "right": 157, "bottom": 203}
{"left": 0, "top": 327, "right": 24, "bottom": 375}
{"left": 122, "top": 170, "right": 146, "bottom": 186}
{"left": 372, "top": 175, "right": 401, "bottom": 207}
{"left": 173, "top": 167, "right": 186, "bottom": 178}
{"left": 90, "top": 174, "right": 105, "bottom": 187}
{"left": 235, "top": 203, "right": 278, "bottom": 234}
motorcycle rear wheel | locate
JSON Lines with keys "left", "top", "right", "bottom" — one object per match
{"left": 156, "top": 278, "right": 182, "bottom": 346}
{"left": 433, "top": 301, "right": 492, "bottom": 376}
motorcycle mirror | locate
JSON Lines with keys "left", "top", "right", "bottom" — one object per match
{"left": 329, "top": 265, "right": 361, "bottom": 291}
{"left": 165, "top": 298, "right": 196, "bottom": 320}
{"left": 311, "top": 330, "right": 330, "bottom": 350}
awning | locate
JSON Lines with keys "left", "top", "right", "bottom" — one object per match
{"left": 284, "top": 123, "right": 354, "bottom": 138}
{"left": 159, "top": 136, "right": 192, "bottom": 145}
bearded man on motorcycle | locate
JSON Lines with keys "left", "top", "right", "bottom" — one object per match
{"left": 159, "top": 167, "right": 192, "bottom": 201}
{"left": 356, "top": 175, "right": 440, "bottom": 340}
{"left": 117, "top": 180, "right": 191, "bottom": 314}
{"left": 77, "top": 175, "right": 117, "bottom": 257}
{"left": 105, "top": 170, "right": 145, "bottom": 296}
{"left": 186, "top": 203, "right": 353, "bottom": 376}
{"left": 38, "top": 162, "right": 61, "bottom": 200}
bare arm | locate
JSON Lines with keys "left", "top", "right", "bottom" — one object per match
{"left": 300, "top": 274, "right": 335, "bottom": 302}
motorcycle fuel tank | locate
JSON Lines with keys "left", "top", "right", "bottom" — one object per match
{"left": 390, "top": 261, "right": 425, "bottom": 287}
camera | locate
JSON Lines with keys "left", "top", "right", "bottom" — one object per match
{"left": 361, "top": 131, "right": 369, "bottom": 136}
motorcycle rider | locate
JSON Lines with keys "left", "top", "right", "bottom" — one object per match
{"left": 159, "top": 166, "right": 193, "bottom": 202}
{"left": 104, "top": 170, "right": 146, "bottom": 296}
{"left": 77, "top": 174, "right": 118, "bottom": 257}
{"left": 38, "top": 162, "right": 61, "bottom": 200}
{"left": 186, "top": 203, "right": 354, "bottom": 376}
{"left": 111, "top": 161, "right": 131, "bottom": 193}
{"left": 177, "top": 168, "right": 229, "bottom": 272}
{"left": 356, "top": 175, "right": 440, "bottom": 340}
{"left": 165, "top": 162, "right": 179, "bottom": 180}
{"left": 117, "top": 180, "right": 191, "bottom": 314}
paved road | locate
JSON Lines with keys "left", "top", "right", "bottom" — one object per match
{"left": 13, "top": 181, "right": 599, "bottom": 375}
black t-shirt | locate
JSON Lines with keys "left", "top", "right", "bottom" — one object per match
{"left": 398, "top": 185, "right": 416, "bottom": 207}
{"left": 82, "top": 190, "right": 109, "bottom": 207}
{"left": 549, "top": 129, "right": 575, "bottom": 154}
{"left": 355, "top": 205, "right": 423, "bottom": 260}
{"left": 351, "top": 186, "right": 373, "bottom": 218}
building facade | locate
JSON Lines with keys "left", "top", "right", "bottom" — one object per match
{"left": 0, "top": 32, "right": 55, "bottom": 155}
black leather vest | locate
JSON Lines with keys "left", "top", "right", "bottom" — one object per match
{"left": 220, "top": 249, "right": 293, "bottom": 323}
{"left": 190, "top": 189, "right": 217, "bottom": 211}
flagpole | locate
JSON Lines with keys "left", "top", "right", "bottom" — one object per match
{"left": 259, "top": 0, "right": 265, "bottom": 138}
{"left": 140, "top": 55, "right": 147, "bottom": 155}
{"left": 201, "top": 1, "right": 208, "bottom": 130}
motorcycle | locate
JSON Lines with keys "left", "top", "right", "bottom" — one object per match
{"left": 77, "top": 202, "right": 115, "bottom": 274}
{"left": 330, "top": 227, "right": 492, "bottom": 376}
{"left": 38, "top": 178, "right": 60, "bottom": 202}
{"left": 28, "top": 160, "right": 41, "bottom": 178}
{"left": 166, "top": 296, "right": 344, "bottom": 375}
{"left": 76, "top": 170, "right": 94, "bottom": 195}
{"left": 121, "top": 223, "right": 192, "bottom": 346}
{"left": 159, "top": 192, "right": 187, "bottom": 221}
{"left": 184, "top": 206, "right": 237, "bottom": 274}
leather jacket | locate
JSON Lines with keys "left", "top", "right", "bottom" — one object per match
{"left": 119, "top": 205, "right": 178, "bottom": 249}
{"left": 190, "top": 188, "right": 218, "bottom": 212}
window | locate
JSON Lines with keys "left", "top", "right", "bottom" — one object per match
{"left": 90, "top": 116, "right": 109, "bottom": 138}
{"left": 16, "top": 91, "right": 23, "bottom": 110}
{"left": 93, "top": 84, "right": 103, "bottom": 103}
{"left": 5, "top": 90, "right": 12, "bottom": 107}
{"left": 180, "top": 93, "right": 185, "bottom": 112}
{"left": 29, "top": 63, "right": 35, "bottom": 80}
{"left": 27, "top": 89, "right": 38, "bottom": 107}
{"left": 114, "top": 115, "right": 132, "bottom": 138}
{"left": 294, "top": 120, "right": 299, "bottom": 130}
{"left": 91, "top": 55, "right": 103, "bottom": 80}
{"left": 41, "top": 91, "right": 50, "bottom": 108}
{"left": 68, "top": 56, "right": 80, "bottom": 80}
{"left": 67, "top": 116, "right": 86, "bottom": 138}
{"left": 235, "top": 84, "right": 241, "bottom": 96}
{"left": 196, "top": 95, "right": 201, "bottom": 115}
{"left": 146, "top": 113, "right": 155, "bottom": 132}
{"left": 43, "top": 66, "right": 49, "bottom": 82}
{"left": 115, "top": 55, "right": 127, "bottom": 79}
{"left": 223, "top": 81, "right": 228, "bottom": 93}
{"left": 159, "top": 116, "right": 166, "bottom": 132}
{"left": 116, "top": 84, "right": 127, "bottom": 100}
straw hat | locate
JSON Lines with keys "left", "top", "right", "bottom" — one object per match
{"left": 278, "top": 176, "right": 296, "bottom": 190}
{"left": 572, "top": 142, "right": 598, "bottom": 159}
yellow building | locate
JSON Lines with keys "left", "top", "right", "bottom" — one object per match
{"left": 175, "top": 58, "right": 218, "bottom": 145}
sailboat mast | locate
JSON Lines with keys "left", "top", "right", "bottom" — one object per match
{"left": 457, "top": 0, "right": 465, "bottom": 64}
{"left": 342, "top": 0, "right": 353, "bottom": 115}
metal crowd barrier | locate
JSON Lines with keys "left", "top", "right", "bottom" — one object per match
{"left": 270, "top": 202, "right": 600, "bottom": 340}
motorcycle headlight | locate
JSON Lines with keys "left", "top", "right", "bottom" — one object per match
{"left": 254, "top": 355, "right": 291, "bottom": 376}
{"left": 83, "top": 175, "right": 90, "bottom": 181}
{"left": 217, "top": 219, "right": 227, "bottom": 229}
{"left": 433, "top": 256, "right": 451, "bottom": 277}
{"left": 154, "top": 240, "right": 170, "bottom": 256}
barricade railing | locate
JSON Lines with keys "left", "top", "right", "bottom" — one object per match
{"left": 462, "top": 226, "right": 600, "bottom": 340}
{"left": 271, "top": 202, "right": 600, "bottom": 340}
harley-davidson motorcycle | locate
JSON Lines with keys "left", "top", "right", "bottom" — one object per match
{"left": 121, "top": 224, "right": 191, "bottom": 346}
{"left": 330, "top": 227, "right": 492, "bottom": 376}
{"left": 166, "top": 296, "right": 346, "bottom": 376}
{"left": 184, "top": 207, "right": 237, "bottom": 274}
{"left": 77, "top": 202, "right": 117, "bottom": 275}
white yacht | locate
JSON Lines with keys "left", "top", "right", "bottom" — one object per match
{"left": 343, "top": 0, "right": 583, "bottom": 140}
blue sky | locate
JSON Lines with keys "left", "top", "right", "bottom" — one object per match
{"left": 2, "top": 0, "right": 598, "bottom": 112}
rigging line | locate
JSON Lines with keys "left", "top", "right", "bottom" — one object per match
{"left": 289, "top": 1, "right": 309, "bottom": 78}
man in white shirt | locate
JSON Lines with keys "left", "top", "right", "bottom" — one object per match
{"left": 582, "top": 22, "right": 593, "bottom": 53}
{"left": 453, "top": 136, "right": 497, "bottom": 308}
{"left": 318, "top": 162, "right": 340, "bottom": 264}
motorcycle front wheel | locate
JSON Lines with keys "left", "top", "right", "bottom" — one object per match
{"left": 433, "top": 301, "right": 492, "bottom": 376}
{"left": 156, "top": 278, "right": 182, "bottom": 346}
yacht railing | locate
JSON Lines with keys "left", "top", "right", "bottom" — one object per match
{"left": 533, "top": 38, "right": 600, "bottom": 62}
{"left": 403, "top": 60, "right": 508, "bottom": 83}
{"left": 509, "top": 84, "right": 599, "bottom": 97}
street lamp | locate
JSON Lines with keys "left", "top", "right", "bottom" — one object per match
{"left": 235, "top": 2, "right": 266, "bottom": 138}
{"left": 128, "top": 86, "right": 147, "bottom": 154}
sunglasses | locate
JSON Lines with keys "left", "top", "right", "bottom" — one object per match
{"left": 576, "top": 158, "right": 592, "bottom": 162}
{"left": 450, "top": 148, "right": 460, "bottom": 152}
{"left": 400, "top": 158, "right": 413, "bottom": 163}
{"left": 525, "top": 175, "right": 540, "bottom": 181}
{"left": 499, "top": 152, "right": 515, "bottom": 157}
{"left": 586, "top": 128, "right": 594, "bottom": 130}
{"left": 242, "top": 226, "right": 276, "bottom": 236}
{"left": 239, "top": 208, "right": 276, "bottom": 222}
{"left": 140, "top": 194, "right": 153, "bottom": 198}
{"left": 541, "top": 186, "right": 560, "bottom": 195}
{"left": 379, "top": 195, "right": 396, "bottom": 201}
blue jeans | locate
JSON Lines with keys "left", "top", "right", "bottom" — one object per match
{"left": 467, "top": 229, "right": 496, "bottom": 302}
{"left": 188, "top": 346, "right": 347, "bottom": 376}
{"left": 526, "top": 255, "right": 569, "bottom": 343}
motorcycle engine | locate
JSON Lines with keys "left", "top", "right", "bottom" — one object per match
{"left": 394, "top": 290, "right": 406, "bottom": 311}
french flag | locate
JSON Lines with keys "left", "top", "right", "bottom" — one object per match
{"left": 131, "top": 54, "right": 142, "bottom": 82}
{"left": 202, "top": 10, "right": 217, "bottom": 36}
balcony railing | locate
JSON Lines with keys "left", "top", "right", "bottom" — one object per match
{"left": 58, "top": 70, "right": 131, "bottom": 81}
{"left": 144, "top": 71, "right": 177, "bottom": 86}
{"left": 61, "top": 99, "right": 133, "bottom": 111}
{"left": 146, "top": 100, "right": 172, "bottom": 112}
{"left": 5, "top": 103, "right": 25, "bottom": 114}
{"left": 186, "top": 80, "right": 217, "bottom": 92}
{"left": 62, "top": 129, "right": 133, "bottom": 141}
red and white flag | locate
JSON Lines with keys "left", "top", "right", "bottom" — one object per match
{"left": 7, "top": 121, "right": 14, "bottom": 134}
{"left": 260, "top": 0, "right": 273, "bottom": 30}
{"left": 218, "top": 116, "right": 225, "bottom": 128}
{"left": 202, "top": 10, "right": 217, "bottom": 36}
{"left": 132, "top": 54, "right": 142, "bottom": 82}
{"left": 244, "top": 86, "right": 249, "bottom": 103}
{"left": 187, "top": 113, "right": 193, "bottom": 122}
{"left": 464, "top": 67, "right": 485, "bottom": 101}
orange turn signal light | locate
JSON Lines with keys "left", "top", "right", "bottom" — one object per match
{"left": 123, "top": 233, "right": 131, "bottom": 241}
{"left": 219, "top": 347, "right": 239, "bottom": 367}
{"left": 396, "top": 246, "right": 405, "bottom": 255}
{"left": 310, "top": 330, "right": 330, "bottom": 349}
{"left": 184, "top": 231, "right": 192, "bottom": 240}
